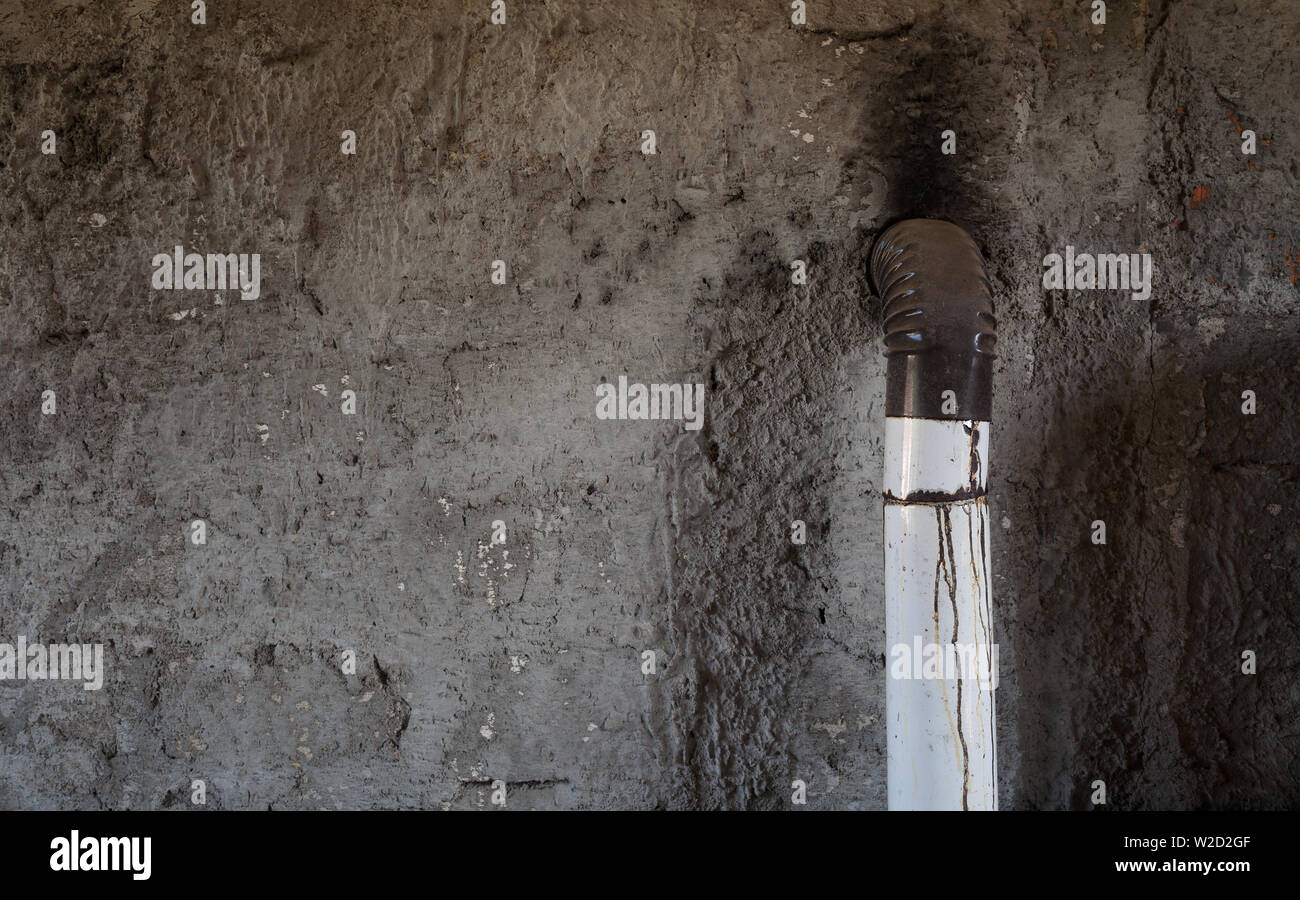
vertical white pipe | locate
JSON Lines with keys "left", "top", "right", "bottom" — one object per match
{"left": 884, "top": 417, "right": 996, "bottom": 810}
{"left": 871, "top": 218, "right": 999, "bottom": 811}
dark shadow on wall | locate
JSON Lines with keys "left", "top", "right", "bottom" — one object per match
{"left": 649, "top": 229, "right": 875, "bottom": 808}
{"left": 1015, "top": 324, "right": 1300, "bottom": 809}
{"left": 830, "top": 7, "right": 1297, "bottom": 809}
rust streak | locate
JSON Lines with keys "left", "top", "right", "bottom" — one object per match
{"left": 938, "top": 506, "right": 970, "bottom": 810}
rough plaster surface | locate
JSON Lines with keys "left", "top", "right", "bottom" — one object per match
{"left": 0, "top": 0, "right": 1296, "bottom": 810}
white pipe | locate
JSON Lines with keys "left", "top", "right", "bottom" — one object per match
{"left": 884, "top": 417, "right": 996, "bottom": 810}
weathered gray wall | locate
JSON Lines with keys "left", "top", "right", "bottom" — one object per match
{"left": 0, "top": 0, "right": 1296, "bottom": 810}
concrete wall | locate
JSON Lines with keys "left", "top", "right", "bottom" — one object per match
{"left": 0, "top": 0, "right": 1296, "bottom": 809}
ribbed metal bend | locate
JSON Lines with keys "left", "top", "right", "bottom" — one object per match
{"left": 869, "top": 219, "right": 997, "bottom": 421}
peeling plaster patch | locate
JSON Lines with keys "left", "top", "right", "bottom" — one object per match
{"left": 1014, "top": 92, "right": 1030, "bottom": 144}
{"left": 1170, "top": 512, "right": 1187, "bottom": 548}
{"left": 813, "top": 719, "right": 848, "bottom": 742}
{"left": 454, "top": 551, "right": 467, "bottom": 587}
{"left": 1198, "top": 316, "right": 1227, "bottom": 346}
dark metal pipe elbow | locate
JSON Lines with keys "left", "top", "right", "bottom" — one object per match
{"left": 870, "top": 219, "right": 997, "bottom": 421}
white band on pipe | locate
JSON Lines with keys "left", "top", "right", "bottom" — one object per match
{"left": 883, "top": 417, "right": 988, "bottom": 501}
